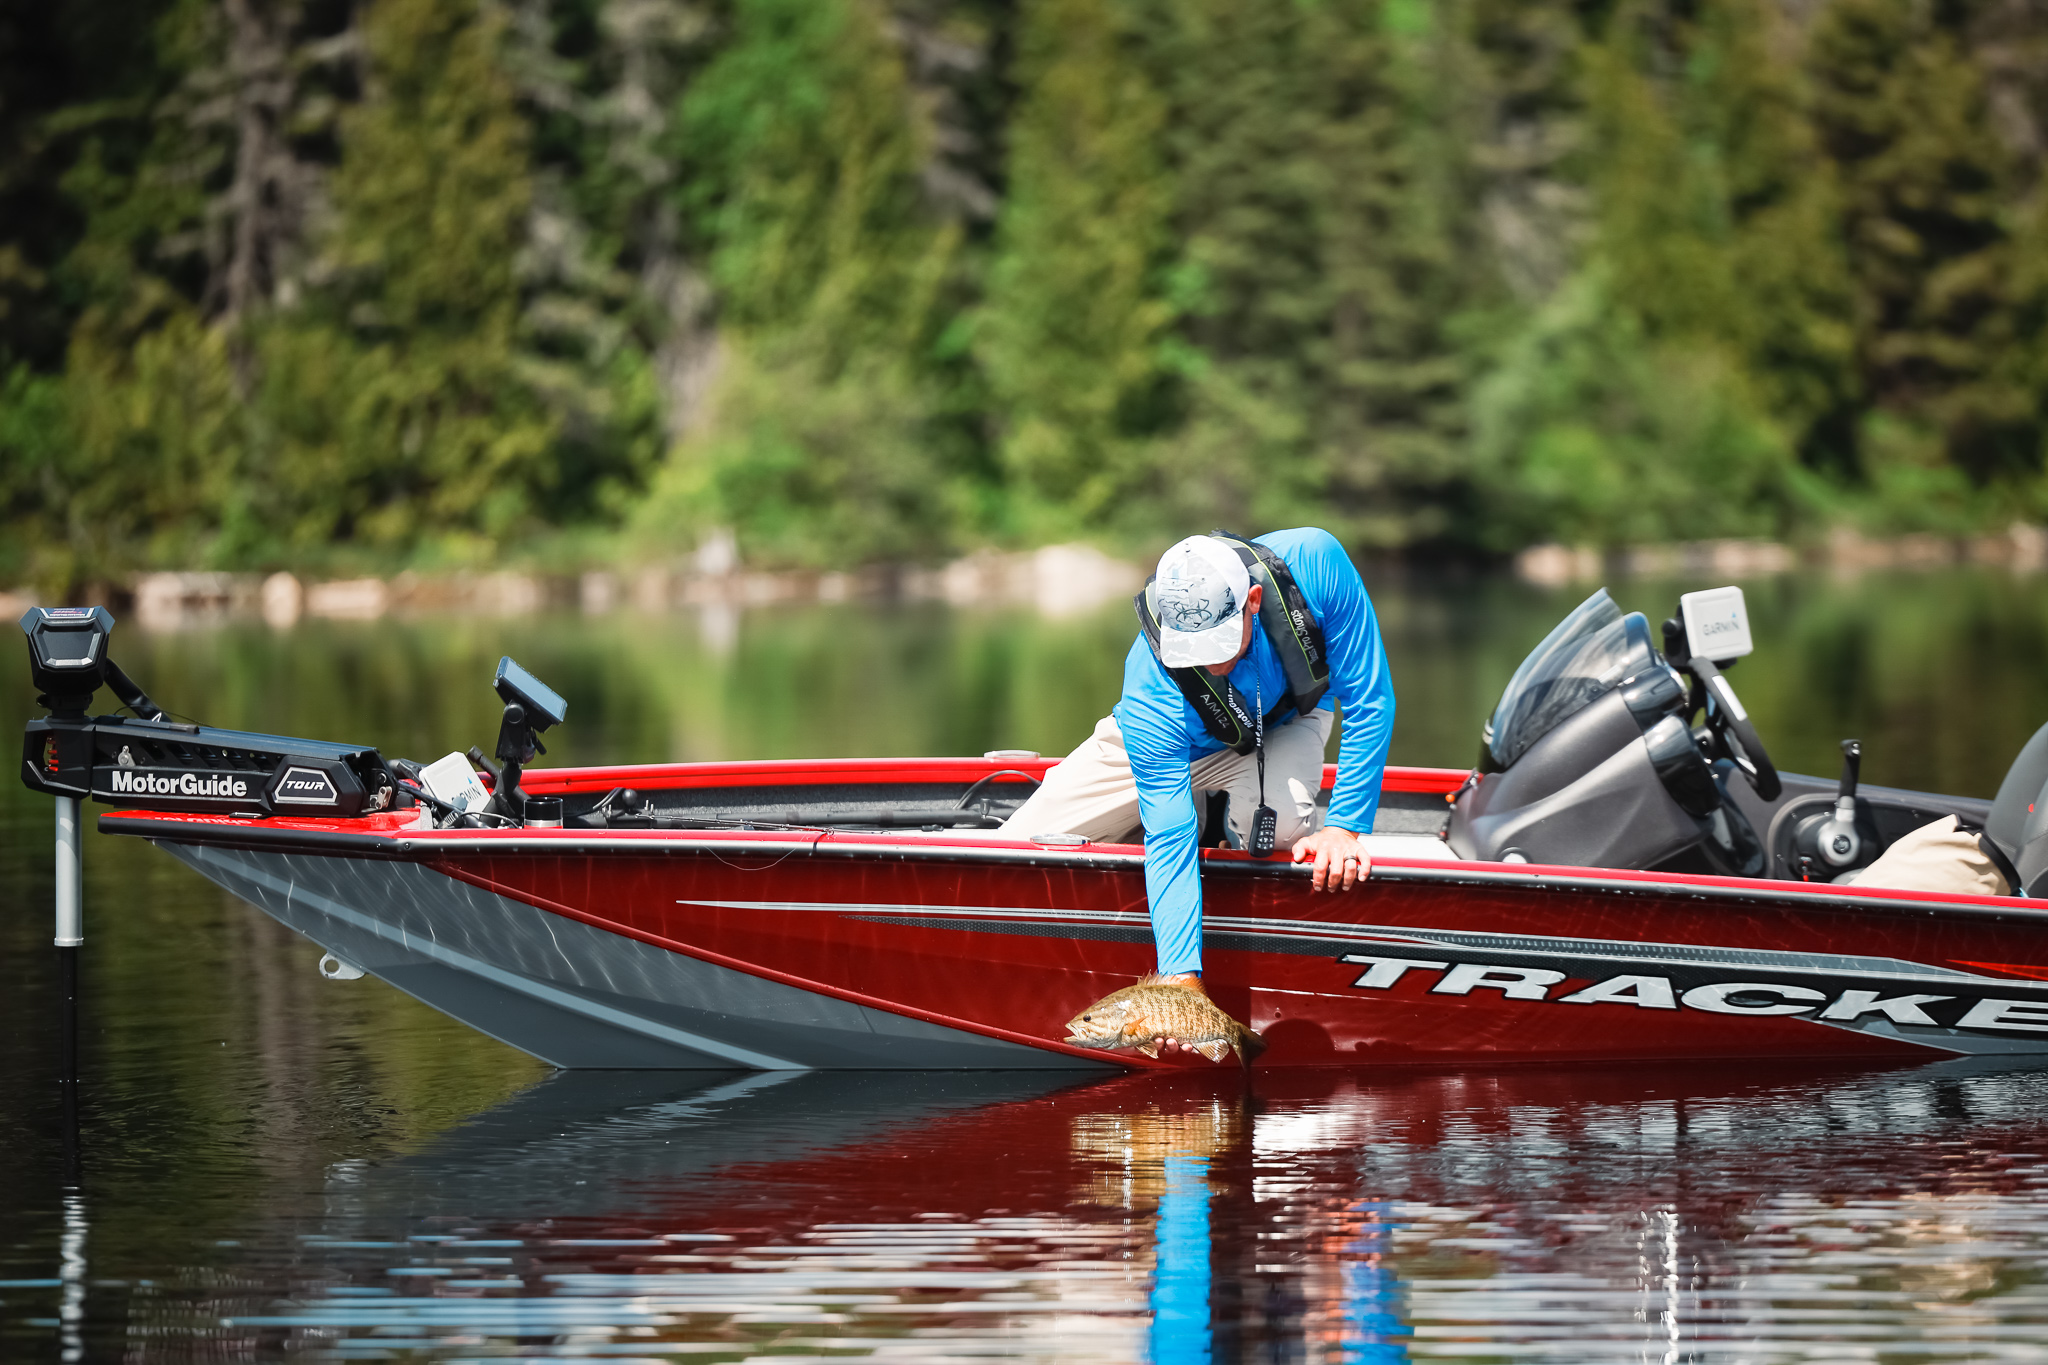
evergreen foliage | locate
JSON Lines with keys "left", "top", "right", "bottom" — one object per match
{"left": 640, "top": 0, "right": 967, "bottom": 566}
{"left": 263, "top": 0, "right": 556, "bottom": 553}
{"left": 1806, "top": 0, "right": 2033, "bottom": 504}
{"left": 1470, "top": 0, "right": 1826, "bottom": 549}
{"left": 6, "top": 0, "right": 2048, "bottom": 588}
{"left": 978, "top": 0, "right": 1172, "bottom": 539}
{"left": 1127, "top": 0, "right": 1477, "bottom": 548}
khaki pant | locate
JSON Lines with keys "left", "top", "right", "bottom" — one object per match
{"left": 998, "top": 709, "right": 1334, "bottom": 847}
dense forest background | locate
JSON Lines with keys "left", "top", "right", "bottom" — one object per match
{"left": 3, "top": 0, "right": 2047, "bottom": 589}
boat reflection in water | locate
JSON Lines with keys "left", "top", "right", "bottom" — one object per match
{"left": 199, "top": 1056, "right": 2048, "bottom": 1362}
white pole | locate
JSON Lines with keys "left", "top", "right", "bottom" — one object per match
{"left": 55, "top": 792, "right": 83, "bottom": 1175}
{"left": 55, "top": 795, "right": 82, "bottom": 947}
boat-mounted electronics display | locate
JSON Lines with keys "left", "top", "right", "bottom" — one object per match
{"left": 488, "top": 656, "right": 566, "bottom": 818}
{"left": 416, "top": 751, "right": 494, "bottom": 817}
{"left": 496, "top": 657, "right": 566, "bottom": 731}
{"left": 1678, "top": 585, "right": 1755, "bottom": 663}
{"left": 19, "top": 606, "right": 395, "bottom": 818}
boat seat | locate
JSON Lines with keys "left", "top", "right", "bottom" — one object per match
{"left": 1985, "top": 720, "right": 2048, "bottom": 893}
{"left": 1986, "top": 720, "right": 2048, "bottom": 856}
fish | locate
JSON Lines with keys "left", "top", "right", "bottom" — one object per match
{"left": 1062, "top": 975, "right": 1267, "bottom": 1069}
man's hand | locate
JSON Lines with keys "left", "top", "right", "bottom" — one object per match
{"left": 1293, "top": 825, "right": 1369, "bottom": 892}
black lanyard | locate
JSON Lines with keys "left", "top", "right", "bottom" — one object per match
{"left": 1255, "top": 677, "right": 1266, "bottom": 805}
{"left": 1251, "top": 677, "right": 1277, "bottom": 855}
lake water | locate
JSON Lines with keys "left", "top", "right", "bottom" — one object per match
{"left": 9, "top": 567, "right": 2048, "bottom": 1361}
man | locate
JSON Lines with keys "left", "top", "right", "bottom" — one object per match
{"left": 1000, "top": 528, "right": 1395, "bottom": 995}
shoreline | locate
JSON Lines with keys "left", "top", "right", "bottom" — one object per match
{"left": 1513, "top": 524, "right": 2048, "bottom": 586}
{"left": 1, "top": 542, "right": 1147, "bottom": 632}
{"left": 6, "top": 525, "right": 2044, "bottom": 631}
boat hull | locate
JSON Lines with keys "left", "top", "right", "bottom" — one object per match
{"left": 130, "top": 794, "right": 2048, "bottom": 1071}
{"left": 165, "top": 841, "right": 1095, "bottom": 1070}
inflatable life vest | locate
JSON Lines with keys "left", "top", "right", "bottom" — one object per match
{"left": 1133, "top": 532, "right": 1330, "bottom": 754}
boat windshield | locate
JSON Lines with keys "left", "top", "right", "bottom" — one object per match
{"left": 1484, "top": 589, "right": 1657, "bottom": 770}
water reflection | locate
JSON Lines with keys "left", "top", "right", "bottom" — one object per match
{"left": 9, "top": 1061, "right": 2048, "bottom": 1360}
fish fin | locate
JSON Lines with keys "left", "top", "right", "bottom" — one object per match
{"left": 1136, "top": 1041, "right": 1161, "bottom": 1058}
{"left": 1193, "top": 1039, "right": 1232, "bottom": 1064}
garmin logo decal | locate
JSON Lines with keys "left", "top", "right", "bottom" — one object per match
{"left": 273, "top": 766, "right": 339, "bottom": 804}
{"left": 1340, "top": 953, "right": 2048, "bottom": 1034}
{"left": 108, "top": 769, "right": 251, "bottom": 799}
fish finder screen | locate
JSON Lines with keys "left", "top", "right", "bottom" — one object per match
{"left": 495, "top": 656, "right": 567, "bottom": 726}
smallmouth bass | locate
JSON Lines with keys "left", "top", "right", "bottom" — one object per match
{"left": 1063, "top": 975, "right": 1266, "bottom": 1069}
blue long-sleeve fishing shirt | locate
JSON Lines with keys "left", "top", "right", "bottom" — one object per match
{"left": 1112, "top": 527, "right": 1395, "bottom": 975}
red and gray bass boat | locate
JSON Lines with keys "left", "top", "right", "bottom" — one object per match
{"left": 23, "top": 590, "right": 2048, "bottom": 1071}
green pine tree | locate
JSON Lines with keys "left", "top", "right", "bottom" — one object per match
{"left": 679, "top": 0, "right": 952, "bottom": 361}
{"left": 260, "top": 0, "right": 557, "bottom": 557}
{"left": 976, "top": 0, "right": 1173, "bottom": 540}
{"left": 27, "top": 0, "right": 247, "bottom": 584}
{"left": 639, "top": 0, "right": 967, "bottom": 567}
{"left": 1101, "top": 0, "right": 1482, "bottom": 548}
{"left": 1806, "top": 0, "right": 2032, "bottom": 505}
{"left": 1689, "top": 0, "right": 1859, "bottom": 458}
{"left": 1468, "top": 0, "right": 1817, "bottom": 549}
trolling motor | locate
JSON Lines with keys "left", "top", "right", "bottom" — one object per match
{"left": 20, "top": 607, "right": 395, "bottom": 818}
{"left": 15, "top": 607, "right": 116, "bottom": 1172}
{"left": 19, "top": 604, "right": 399, "bottom": 1173}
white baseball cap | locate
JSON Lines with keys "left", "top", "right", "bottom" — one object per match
{"left": 1153, "top": 535, "right": 1252, "bottom": 667}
